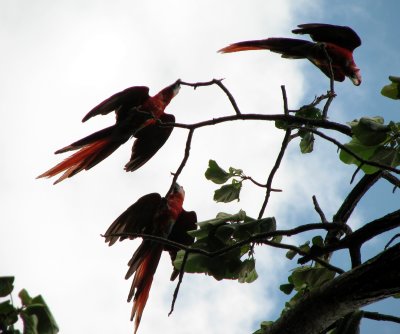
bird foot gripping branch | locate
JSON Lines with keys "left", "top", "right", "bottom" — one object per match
{"left": 36, "top": 80, "right": 181, "bottom": 184}
{"left": 103, "top": 184, "right": 197, "bottom": 333}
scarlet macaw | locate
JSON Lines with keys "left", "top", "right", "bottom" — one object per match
{"left": 104, "top": 184, "right": 197, "bottom": 333}
{"left": 219, "top": 23, "right": 362, "bottom": 85}
{"left": 37, "top": 80, "right": 181, "bottom": 184}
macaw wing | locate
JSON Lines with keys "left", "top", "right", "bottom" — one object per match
{"left": 124, "top": 113, "right": 175, "bottom": 172}
{"left": 292, "top": 23, "right": 361, "bottom": 51}
{"left": 82, "top": 86, "right": 150, "bottom": 122}
{"left": 104, "top": 192, "right": 162, "bottom": 246}
{"left": 166, "top": 209, "right": 197, "bottom": 281}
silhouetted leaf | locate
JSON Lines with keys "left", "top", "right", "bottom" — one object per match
{"left": 205, "top": 160, "right": 231, "bottom": 184}
{"left": 214, "top": 180, "right": 242, "bottom": 203}
{"left": 0, "top": 276, "right": 14, "bottom": 297}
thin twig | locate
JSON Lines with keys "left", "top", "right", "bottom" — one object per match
{"left": 257, "top": 85, "right": 292, "bottom": 219}
{"left": 385, "top": 233, "right": 400, "bottom": 249}
{"left": 261, "top": 240, "right": 344, "bottom": 274}
{"left": 258, "top": 128, "right": 292, "bottom": 219}
{"left": 169, "top": 250, "right": 189, "bottom": 316}
{"left": 363, "top": 311, "right": 400, "bottom": 324}
{"left": 180, "top": 79, "right": 242, "bottom": 115}
{"left": 167, "top": 129, "right": 194, "bottom": 195}
{"left": 382, "top": 171, "right": 400, "bottom": 193}
{"left": 297, "top": 127, "right": 400, "bottom": 175}
{"left": 299, "top": 209, "right": 400, "bottom": 264}
{"left": 312, "top": 195, "right": 328, "bottom": 224}
{"left": 281, "top": 85, "right": 289, "bottom": 115}
{"left": 241, "top": 175, "right": 282, "bottom": 191}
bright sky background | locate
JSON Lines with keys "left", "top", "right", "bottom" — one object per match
{"left": 1, "top": 1, "right": 399, "bottom": 333}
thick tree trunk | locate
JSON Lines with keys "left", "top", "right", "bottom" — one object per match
{"left": 264, "top": 243, "right": 400, "bottom": 334}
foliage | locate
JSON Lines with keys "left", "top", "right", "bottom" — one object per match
{"left": 170, "top": 75, "right": 400, "bottom": 334}
{"left": 339, "top": 116, "right": 400, "bottom": 174}
{"left": 0, "top": 277, "right": 58, "bottom": 334}
{"left": 174, "top": 210, "right": 276, "bottom": 282}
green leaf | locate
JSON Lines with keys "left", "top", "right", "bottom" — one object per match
{"left": 228, "top": 166, "right": 243, "bottom": 176}
{"left": 389, "top": 75, "right": 400, "bottom": 83}
{"left": 20, "top": 311, "right": 39, "bottom": 334}
{"left": 299, "top": 132, "right": 314, "bottom": 153}
{"left": 296, "top": 106, "right": 322, "bottom": 119}
{"left": 233, "top": 217, "right": 276, "bottom": 241}
{"left": 238, "top": 259, "right": 258, "bottom": 283}
{"left": 370, "top": 146, "right": 399, "bottom": 167}
{"left": 19, "top": 289, "right": 33, "bottom": 306}
{"left": 24, "top": 295, "right": 59, "bottom": 334}
{"left": 280, "top": 283, "right": 294, "bottom": 295}
{"left": 275, "top": 120, "right": 288, "bottom": 130}
{"left": 252, "top": 321, "right": 274, "bottom": 334}
{"left": 350, "top": 117, "right": 389, "bottom": 146}
{"left": 339, "top": 138, "right": 381, "bottom": 174}
{"left": 312, "top": 236, "right": 324, "bottom": 247}
{"left": 381, "top": 76, "right": 400, "bottom": 99}
{"left": 213, "top": 180, "right": 242, "bottom": 203}
{"left": 0, "top": 276, "right": 15, "bottom": 297}
{"left": 286, "top": 249, "right": 297, "bottom": 260}
{"left": 205, "top": 160, "right": 231, "bottom": 184}
{"left": 291, "top": 266, "right": 336, "bottom": 292}
{"left": 215, "top": 225, "right": 236, "bottom": 242}
{"left": 0, "top": 300, "right": 19, "bottom": 326}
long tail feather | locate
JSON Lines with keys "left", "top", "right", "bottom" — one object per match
{"left": 126, "top": 242, "right": 162, "bottom": 334}
{"left": 37, "top": 138, "right": 120, "bottom": 184}
{"left": 219, "top": 38, "right": 313, "bottom": 59}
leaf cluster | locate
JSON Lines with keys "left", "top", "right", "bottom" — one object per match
{"left": 174, "top": 211, "right": 276, "bottom": 282}
{"left": 0, "top": 277, "right": 58, "bottom": 334}
{"left": 340, "top": 116, "right": 400, "bottom": 174}
{"left": 205, "top": 160, "right": 244, "bottom": 202}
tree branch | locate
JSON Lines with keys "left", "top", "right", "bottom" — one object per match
{"left": 264, "top": 244, "right": 400, "bottom": 334}
{"left": 103, "top": 222, "right": 347, "bottom": 274}
{"left": 312, "top": 195, "right": 328, "bottom": 225}
{"left": 258, "top": 86, "right": 292, "bottom": 219}
{"left": 299, "top": 209, "right": 400, "bottom": 264}
{"left": 258, "top": 128, "right": 291, "bottom": 219}
{"left": 363, "top": 311, "right": 400, "bottom": 324}
{"left": 180, "top": 79, "right": 242, "bottom": 115}
{"left": 167, "top": 129, "right": 194, "bottom": 195}
{"left": 298, "top": 127, "right": 400, "bottom": 174}
{"left": 166, "top": 114, "right": 351, "bottom": 136}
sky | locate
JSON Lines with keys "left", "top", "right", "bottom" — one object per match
{"left": 1, "top": 1, "right": 399, "bottom": 334}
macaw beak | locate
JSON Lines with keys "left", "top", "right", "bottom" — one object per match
{"left": 350, "top": 69, "right": 362, "bottom": 86}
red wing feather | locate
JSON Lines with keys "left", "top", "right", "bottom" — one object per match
{"left": 104, "top": 193, "right": 162, "bottom": 245}
{"left": 82, "top": 86, "right": 150, "bottom": 122}
{"left": 125, "top": 113, "right": 175, "bottom": 172}
{"left": 166, "top": 210, "right": 197, "bottom": 281}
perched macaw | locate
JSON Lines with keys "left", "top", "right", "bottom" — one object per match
{"left": 219, "top": 23, "right": 362, "bottom": 85}
{"left": 104, "top": 184, "right": 197, "bottom": 333}
{"left": 37, "top": 80, "right": 181, "bottom": 184}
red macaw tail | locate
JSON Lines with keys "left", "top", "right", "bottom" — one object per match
{"left": 126, "top": 242, "right": 163, "bottom": 334}
{"left": 37, "top": 127, "right": 122, "bottom": 184}
{"left": 219, "top": 38, "right": 313, "bottom": 59}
